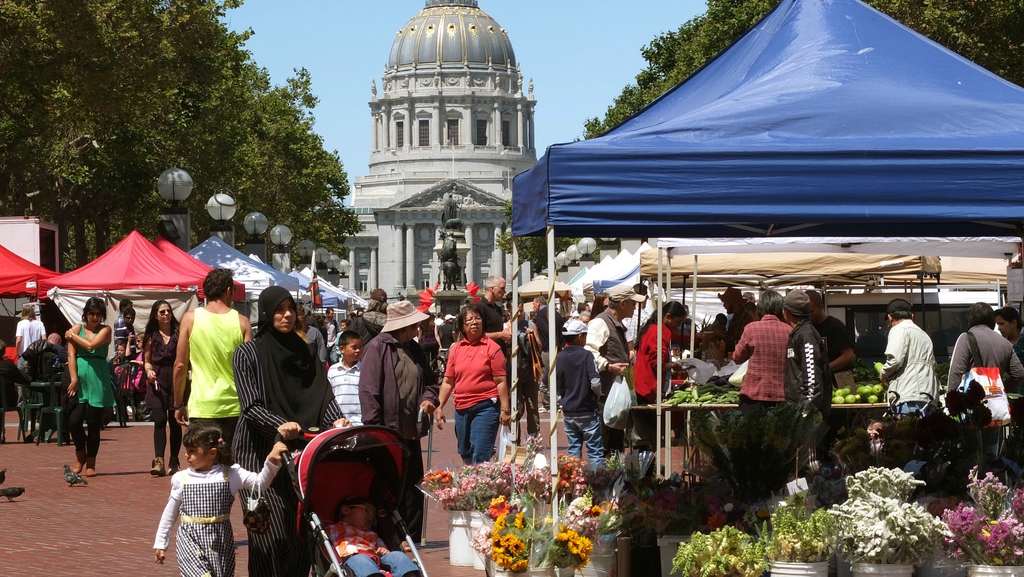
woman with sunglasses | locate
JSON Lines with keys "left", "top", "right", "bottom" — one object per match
{"left": 144, "top": 300, "right": 181, "bottom": 476}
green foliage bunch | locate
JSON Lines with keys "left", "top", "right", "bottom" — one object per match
{"left": 690, "top": 402, "right": 818, "bottom": 500}
{"left": 672, "top": 525, "right": 767, "bottom": 577}
{"left": 765, "top": 494, "right": 836, "bottom": 563}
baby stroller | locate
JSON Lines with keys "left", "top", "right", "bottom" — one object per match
{"left": 283, "top": 426, "right": 430, "bottom": 577}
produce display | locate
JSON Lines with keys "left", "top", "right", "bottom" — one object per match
{"left": 838, "top": 360, "right": 888, "bottom": 405}
{"left": 665, "top": 383, "right": 740, "bottom": 405}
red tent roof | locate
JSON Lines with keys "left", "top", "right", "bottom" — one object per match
{"left": 152, "top": 237, "right": 244, "bottom": 301}
{"left": 0, "top": 242, "right": 58, "bottom": 297}
{"left": 38, "top": 231, "right": 240, "bottom": 300}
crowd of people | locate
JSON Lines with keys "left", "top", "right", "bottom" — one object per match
{"left": 12, "top": 264, "right": 1024, "bottom": 577}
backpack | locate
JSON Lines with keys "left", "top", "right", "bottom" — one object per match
{"left": 21, "top": 340, "right": 63, "bottom": 382}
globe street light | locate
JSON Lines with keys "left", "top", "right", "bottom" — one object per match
{"left": 270, "top": 224, "right": 292, "bottom": 273}
{"left": 206, "top": 190, "right": 237, "bottom": 246}
{"left": 338, "top": 259, "right": 352, "bottom": 277}
{"left": 565, "top": 244, "right": 581, "bottom": 264}
{"left": 326, "top": 253, "right": 342, "bottom": 285}
{"left": 243, "top": 212, "right": 269, "bottom": 262}
{"left": 296, "top": 240, "right": 316, "bottom": 268}
{"left": 156, "top": 167, "right": 194, "bottom": 251}
{"left": 578, "top": 237, "right": 597, "bottom": 259}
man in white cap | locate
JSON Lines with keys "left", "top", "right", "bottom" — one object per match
{"left": 586, "top": 284, "right": 645, "bottom": 453}
{"left": 358, "top": 300, "right": 439, "bottom": 542}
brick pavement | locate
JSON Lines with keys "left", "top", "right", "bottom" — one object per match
{"left": 0, "top": 412, "right": 577, "bottom": 577}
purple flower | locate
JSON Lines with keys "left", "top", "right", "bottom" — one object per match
{"left": 966, "top": 380, "right": 987, "bottom": 407}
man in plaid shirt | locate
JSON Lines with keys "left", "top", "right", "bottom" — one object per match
{"left": 732, "top": 290, "right": 790, "bottom": 413}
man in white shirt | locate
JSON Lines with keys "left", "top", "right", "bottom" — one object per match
{"left": 15, "top": 304, "right": 45, "bottom": 367}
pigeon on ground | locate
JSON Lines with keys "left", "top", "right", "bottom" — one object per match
{"left": 0, "top": 468, "right": 6, "bottom": 485}
{"left": 64, "top": 464, "right": 87, "bottom": 486}
{"left": 0, "top": 487, "right": 24, "bottom": 501}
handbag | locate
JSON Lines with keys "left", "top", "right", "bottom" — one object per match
{"left": 602, "top": 375, "right": 634, "bottom": 429}
{"left": 242, "top": 483, "right": 271, "bottom": 534}
{"left": 958, "top": 332, "right": 1010, "bottom": 427}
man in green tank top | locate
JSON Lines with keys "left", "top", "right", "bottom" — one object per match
{"left": 173, "top": 269, "right": 252, "bottom": 446}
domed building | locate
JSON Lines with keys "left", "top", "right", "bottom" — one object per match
{"left": 346, "top": 0, "right": 537, "bottom": 297}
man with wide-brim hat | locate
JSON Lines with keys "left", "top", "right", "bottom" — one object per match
{"left": 358, "top": 300, "right": 438, "bottom": 542}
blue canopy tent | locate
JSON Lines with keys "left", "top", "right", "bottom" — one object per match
{"left": 512, "top": 0, "right": 1024, "bottom": 239}
{"left": 510, "top": 0, "right": 1024, "bottom": 479}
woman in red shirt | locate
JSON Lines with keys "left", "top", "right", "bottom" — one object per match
{"left": 634, "top": 302, "right": 688, "bottom": 404}
{"left": 436, "top": 303, "right": 510, "bottom": 464}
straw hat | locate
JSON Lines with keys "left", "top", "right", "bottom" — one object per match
{"left": 382, "top": 301, "right": 429, "bottom": 332}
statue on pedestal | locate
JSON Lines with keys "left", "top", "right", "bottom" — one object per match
{"left": 439, "top": 191, "right": 465, "bottom": 291}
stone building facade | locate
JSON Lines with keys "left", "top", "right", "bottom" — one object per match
{"left": 347, "top": 0, "right": 537, "bottom": 297}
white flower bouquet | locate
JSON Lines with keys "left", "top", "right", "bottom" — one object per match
{"left": 830, "top": 467, "right": 950, "bottom": 565}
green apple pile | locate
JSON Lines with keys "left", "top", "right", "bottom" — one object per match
{"left": 832, "top": 383, "right": 885, "bottom": 405}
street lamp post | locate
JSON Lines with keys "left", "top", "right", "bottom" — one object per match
{"left": 206, "top": 190, "right": 237, "bottom": 246}
{"left": 156, "top": 167, "right": 194, "bottom": 252}
{"left": 338, "top": 258, "right": 352, "bottom": 291}
{"left": 243, "top": 212, "right": 269, "bottom": 262}
{"left": 296, "top": 240, "right": 316, "bottom": 270}
{"left": 269, "top": 224, "right": 293, "bottom": 273}
{"left": 565, "top": 243, "right": 582, "bottom": 281}
{"left": 554, "top": 251, "right": 568, "bottom": 280}
{"left": 599, "top": 237, "right": 619, "bottom": 259}
{"left": 326, "top": 253, "right": 341, "bottom": 286}
{"left": 578, "top": 237, "right": 597, "bottom": 266}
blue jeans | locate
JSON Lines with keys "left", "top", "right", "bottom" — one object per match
{"left": 454, "top": 400, "right": 500, "bottom": 465}
{"left": 894, "top": 401, "right": 931, "bottom": 416}
{"left": 345, "top": 551, "right": 420, "bottom": 577}
{"left": 564, "top": 413, "right": 604, "bottom": 466}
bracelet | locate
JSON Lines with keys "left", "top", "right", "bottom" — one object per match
{"left": 501, "top": 408, "right": 511, "bottom": 415}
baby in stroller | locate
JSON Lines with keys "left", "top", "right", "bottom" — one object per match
{"left": 326, "top": 496, "right": 421, "bottom": 577}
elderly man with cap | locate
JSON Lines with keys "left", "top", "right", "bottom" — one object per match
{"left": 586, "top": 284, "right": 645, "bottom": 454}
{"left": 720, "top": 287, "right": 757, "bottom": 357}
{"left": 881, "top": 298, "right": 941, "bottom": 415}
{"left": 359, "top": 300, "right": 439, "bottom": 542}
{"left": 782, "top": 290, "right": 832, "bottom": 416}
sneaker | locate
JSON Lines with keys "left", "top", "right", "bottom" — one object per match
{"left": 538, "top": 407, "right": 549, "bottom": 414}
{"left": 150, "top": 457, "right": 166, "bottom": 477}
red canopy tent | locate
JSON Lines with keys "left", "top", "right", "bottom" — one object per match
{"left": 151, "top": 237, "right": 244, "bottom": 302}
{"left": 0, "top": 242, "right": 57, "bottom": 297}
{"left": 40, "top": 231, "right": 244, "bottom": 329}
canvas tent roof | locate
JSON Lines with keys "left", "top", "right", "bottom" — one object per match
{"left": 188, "top": 236, "right": 299, "bottom": 299}
{"left": 0, "top": 242, "right": 57, "bottom": 297}
{"left": 512, "top": 0, "right": 1024, "bottom": 239}
{"left": 289, "top": 269, "right": 367, "bottom": 310}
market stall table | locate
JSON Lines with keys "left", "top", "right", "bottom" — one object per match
{"left": 633, "top": 402, "right": 889, "bottom": 474}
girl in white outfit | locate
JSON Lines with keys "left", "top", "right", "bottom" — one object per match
{"left": 153, "top": 423, "right": 288, "bottom": 577}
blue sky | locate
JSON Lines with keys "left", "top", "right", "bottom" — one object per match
{"left": 223, "top": 0, "right": 708, "bottom": 193}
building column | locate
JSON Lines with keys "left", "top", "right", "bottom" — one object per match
{"left": 492, "top": 103, "right": 500, "bottom": 147}
{"left": 517, "top": 104, "right": 524, "bottom": 148}
{"left": 430, "top": 233, "right": 440, "bottom": 288}
{"left": 369, "top": 248, "right": 378, "bottom": 292}
{"left": 405, "top": 225, "right": 415, "bottom": 291}
{"left": 491, "top": 224, "right": 503, "bottom": 280}
{"left": 528, "top": 111, "right": 535, "bottom": 150}
{"left": 465, "top": 224, "right": 474, "bottom": 284}
{"left": 383, "top": 108, "right": 391, "bottom": 150}
{"left": 371, "top": 113, "right": 378, "bottom": 152}
{"left": 349, "top": 251, "right": 358, "bottom": 292}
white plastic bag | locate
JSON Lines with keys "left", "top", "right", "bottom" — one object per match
{"left": 496, "top": 424, "right": 513, "bottom": 461}
{"left": 728, "top": 361, "right": 749, "bottom": 386}
{"left": 603, "top": 376, "right": 634, "bottom": 429}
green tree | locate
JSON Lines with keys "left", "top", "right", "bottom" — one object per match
{"left": 584, "top": 0, "right": 1024, "bottom": 138}
{"left": 0, "top": 0, "right": 358, "bottom": 268}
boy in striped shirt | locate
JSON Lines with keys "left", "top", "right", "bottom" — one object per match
{"left": 328, "top": 331, "right": 363, "bottom": 426}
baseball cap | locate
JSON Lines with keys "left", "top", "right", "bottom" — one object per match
{"left": 886, "top": 299, "right": 913, "bottom": 315}
{"left": 562, "top": 318, "right": 589, "bottom": 336}
{"left": 783, "top": 290, "right": 811, "bottom": 317}
{"left": 608, "top": 285, "right": 645, "bottom": 303}
{"left": 444, "top": 314, "right": 455, "bottom": 321}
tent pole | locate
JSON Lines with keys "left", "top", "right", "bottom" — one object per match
{"left": 511, "top": 237, "right": 520, "bottom": 445}
{"left": 655, "top": 247, "right": 664, "bottom": 475}
{"left": 690, "top": 256, "right": 698, "bottom": 355}
{"left": 546, "top": 226, "right": 559, "bottom": 519}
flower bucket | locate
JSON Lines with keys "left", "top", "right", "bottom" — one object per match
{"left": 770, "top": 561, "right": 829, "bottom": 577}
{"left": 850, "top": 563, "right": 915, "bottom": 577}
{"left": 657, "top": 536, "right": 688, "bottom": 577}
{"left": 448, "top": 510, "right": 485, "bottom": 567}
{"left": 555, "top": 567, "right": 575, "bottom": 577}
{"left": 967, "top": 567, "right": 1024, "bottom": 577}
{"left": 530, "top": 567, "right": 556, "bottom": 577}
{"left": 581, "top": 537, "right": 617, "bottom": 577}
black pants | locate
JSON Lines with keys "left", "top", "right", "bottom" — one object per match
{"left": 517, "top": 372, "right": 541, "bottom": 436}
{"left": 152, "top": 408, "right": 182, "bottom": 460}
{"left": 69, "top": 403, "right": 103, "bottom": 457}
{"left": 399, "top": 437, "right": 426, "bottom": 542}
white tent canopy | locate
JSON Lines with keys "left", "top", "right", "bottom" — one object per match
{"left": 658, "top": 237, "right": 1020, "bottom": 259}
{"left": 188, "top": 236, "right": 299, "bottom": 300}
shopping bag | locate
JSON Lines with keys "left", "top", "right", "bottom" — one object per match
{"left": 958, "top": 332, "right": 1010, "bottom": 427}
{"left": 728, "top": 361, "right": 749, "bottom": 386}
{"left": 496, "top": 424, "right": 513, "bottom": 462}
{"left": 603, "top": 376, "right": 634, "bottom": 429}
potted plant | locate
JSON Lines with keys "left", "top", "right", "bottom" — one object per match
{"left": 671, "top": 525, "right": 767, "bottom": 577}
{"left": 830, "top": 467, "right": 950, "bottom": 577}
{"left": 764, "top": 494, "right": 837, "bottom": 577}
{"left": 942, "top": 468, "right": 1024, "bottom": 575}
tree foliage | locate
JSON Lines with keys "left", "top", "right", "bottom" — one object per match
{"left": 584, "top": 0, "right": 1024, "bottom": 139}
{"left": 0, "top": 0, "right": 358, "bottom": 268}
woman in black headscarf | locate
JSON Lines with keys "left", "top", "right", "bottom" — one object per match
{"left": 233, "top": 286, "right": 350, "bottom": 576}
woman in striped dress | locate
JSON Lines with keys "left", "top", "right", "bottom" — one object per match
{"left": 232, "top": 286, "right": 350, "bottom": 576}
